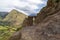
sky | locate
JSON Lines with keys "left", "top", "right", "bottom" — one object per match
{"left": 0, "top": 0, "right": 47, "bottom": 16}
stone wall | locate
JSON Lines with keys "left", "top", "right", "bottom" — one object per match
{"left": 22, "top": 16, "right": 37, "bottom": 27}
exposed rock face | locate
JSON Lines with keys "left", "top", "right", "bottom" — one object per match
{"left": 22, "top": 16, "right": 33, "bottom": 27}
{"left": 35, "top": 0, "right": 60, "bottom": 24}
{"left": 9, "top": 0, "right": 60, "bottom": 40}
{"left": 22, "top": 16, "right": 37, "bottom": 27}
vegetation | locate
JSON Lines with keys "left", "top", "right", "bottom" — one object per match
{"left": 0, "top": 9, "right": 27, "bottom": 40}
{"left": 0, "top": 25, "right": 22, "bottom": 40}
{"left": 3, "top": 9, "right": 28, "bottom": 26}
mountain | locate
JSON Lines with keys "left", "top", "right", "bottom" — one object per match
{"left": 9, "top": 0, "right": 60, "bottom": 40}
{"left": 0, "top": 12, "right": 8, "bottom": 18}
{"left": 3, "top": 9, "right": 28, "bottom": 26}
{"left": 0, "top": 12, "right": 8, "bottom": 24}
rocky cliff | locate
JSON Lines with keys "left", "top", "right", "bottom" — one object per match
{"left": 35, "top": 0, "right": 60, "bottom": 24}
{"left": 22, "top": 16, "right": 33, "bottom": 27}
{"left": 9, "top": 0, "right": 60, "bottom": 40}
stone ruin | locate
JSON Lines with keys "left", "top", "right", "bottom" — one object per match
{"left": 22, "top": 16, "right": 36, "bottom": 27}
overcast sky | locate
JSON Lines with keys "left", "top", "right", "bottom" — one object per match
{"left": 0, "top": 0, "right": 47, "bottom": 16}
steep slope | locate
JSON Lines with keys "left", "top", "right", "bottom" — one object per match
{"left": 3, "top": 9, "right": 28, "bottom": 26}
{"left": 22, "top": 16, "right": 33, "bottom": 27}
{"left": 35, "top": 0, "right": 60, "bottom": 24}
{"left": 9, "top": 0, "right": 60, "bottom": 40}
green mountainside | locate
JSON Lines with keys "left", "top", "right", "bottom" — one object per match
{"left": 0, "top": 9, "right": 28, "bottom": 40}
{"left": 3, "top": 9, "right": 28, "bottom": 26}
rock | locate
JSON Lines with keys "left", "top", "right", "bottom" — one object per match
{"left": 22, "top": 16, "right": 36, "bottom": 27}
{"left": 22, "top": 16, "right": 33, "bottom": 27}
{"left": 9, "top": 0, "right": 60, "bottom": 40}
{"left": 35, "top": 0, "right": 60, "bottom": 24}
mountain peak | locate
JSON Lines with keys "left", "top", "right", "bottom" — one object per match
{"left": 3, "top": 9, "right": 28, "bottom": 26}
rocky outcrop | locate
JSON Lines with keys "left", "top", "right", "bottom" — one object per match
{"left": 9, "top": 0, "right": 60, "bottom": 40}
{"left": 22, "top": 16, "right": 33, "bottom": 27}
{"left": 35, "top": 0, "right": 60, "bottom": 24}
{"left": 22, "top": 16, "right": 36, "bottom": 27}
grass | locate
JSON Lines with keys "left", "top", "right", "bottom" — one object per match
{"left": 0, "top": 25, "right": 22, "bottom": 40}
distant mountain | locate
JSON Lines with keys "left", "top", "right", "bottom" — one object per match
{"left": 0, "top": 12, "right": 8, "bottom": 18}
{"left": 3, "top": 9, "right": 28, "bottom": 26}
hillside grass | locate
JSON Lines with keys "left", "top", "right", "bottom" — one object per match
{"left": 0, "top": 9, "right": 27, "bottom": 40}
{"left": 0, "top": 25, "right": 22, "bottom": 40}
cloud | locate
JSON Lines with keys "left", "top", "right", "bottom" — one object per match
{"left": 0, "top": 0, "right": 47, "bottom": 16}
